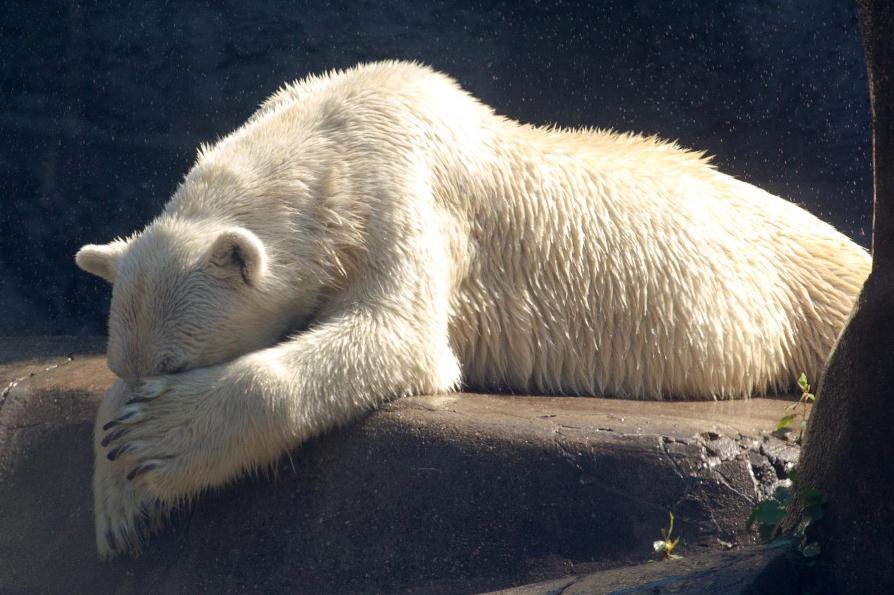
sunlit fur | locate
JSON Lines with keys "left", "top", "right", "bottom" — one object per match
{"left": 77, "top": 60, "right": 870, "bottom": 558}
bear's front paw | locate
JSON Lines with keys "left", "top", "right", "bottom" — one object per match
{"left": 101, "top": 374, "right": 199, "bottom": 499}
{"left": 94, "top": 379, "right": 169, "bottom": 559}
{"left": 100, "top": 367, "right": 236, "bottom": 502}
{"left": 93, "top": 451, "right": 166, "bottom": 559}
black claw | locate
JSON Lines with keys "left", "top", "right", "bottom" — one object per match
{"left": 125, "top": 397, "right": 153, "bottom": 405}
{"left": 107, "top": 444, "right": 129, "bottom": 461}
{"left": 101, "top": 427, "right": 128, "bottom": 448}
{"left": 127, "top": 463, "right": 156, "bottom": 481}
{"left": 102, "top": 411, "right": 136, "bottom": 430}
{"left": 102, "top": 410, "right": 139, "bottom": 432}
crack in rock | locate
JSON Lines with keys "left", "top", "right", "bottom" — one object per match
{"left": 554, "top": 575, "right": 584, "bottom": 594}
{"left": 659, "top": 436, "right": 691, "bottom": 482}
{"left": 714, "top": 462, "right": 759, "bottom": 505}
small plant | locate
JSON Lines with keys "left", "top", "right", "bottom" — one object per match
{"left": 747, "top": 468, "right": 824, "bottom": 562}
{"left": 653, "top": 511, "right": 682, "bottom": 560}
{"left": 776, "top": 372, "right": 816, "bottom": 444}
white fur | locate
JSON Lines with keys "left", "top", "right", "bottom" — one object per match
{"left": 78, "top": 61, "right": 870, "bottom": 558}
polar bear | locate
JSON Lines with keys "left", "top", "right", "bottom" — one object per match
{"left": 76, "top": 60, "right": 869, "bottom": 557}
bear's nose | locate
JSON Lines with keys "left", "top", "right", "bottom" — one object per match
{"left": 107, "top": 360, "right": 141, "bottom": 389}
{"left": 107, "top": 361, "right": 126, "bottom": 380}
{"left": 121, "top": 374, "right": 141, "bottom": 391}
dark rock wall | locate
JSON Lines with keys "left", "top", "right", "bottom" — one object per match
{"left": 0, "top": 0, "right": 870, "bottom": 334}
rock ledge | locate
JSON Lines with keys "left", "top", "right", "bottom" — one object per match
{"left": 0, "top": 337, "right": 802, "bottom": 594}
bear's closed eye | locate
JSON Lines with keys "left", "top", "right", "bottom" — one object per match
{"left": 156, "top": 357, "right": 186, "bottom": 375}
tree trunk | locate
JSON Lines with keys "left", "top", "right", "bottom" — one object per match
{"left": 797, "top": 2, "right": 894, "bottom": 593}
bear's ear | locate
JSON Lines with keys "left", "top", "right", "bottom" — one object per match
{"left": 75, "top": 240, "right": 128, "bottom": 284}
{"left": 207, "top": 228, "right": 267, "bottom": 286}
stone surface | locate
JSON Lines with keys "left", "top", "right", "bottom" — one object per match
{"left": 488, "top": 542, "right": 803, "bottom": 595}
{"left": 0, "top": 337, "right": 805, "bottom": 593}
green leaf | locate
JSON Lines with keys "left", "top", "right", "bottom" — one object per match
{"left": 770, "top": 536, "right": 795, "bottom": 548}
{"left": 776, "top": 415, "right": 796, "bottom": 431}
{"left": 773, "top": 485, "right": 793, "bottom": 506}
{"left": 748, "top": 500, "right": 787, "bottom": 534}
{"left": 798, "top": 373, "right": 809, "bottom": 391}
{"left": 801, "top": 542, "right": 821, "bottom": 558}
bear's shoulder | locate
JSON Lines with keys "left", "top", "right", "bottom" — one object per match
{"left": 254, "top": 61, "right": 457, "bottom": 121}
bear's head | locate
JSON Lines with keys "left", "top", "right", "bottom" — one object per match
{"left": 76, "top": 219, "right": 307, "bottom": 385}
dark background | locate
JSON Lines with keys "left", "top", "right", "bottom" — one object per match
{"left": 0, "top": 0, "right": 871, "bottom": 336}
